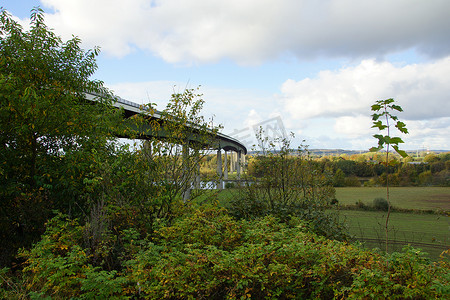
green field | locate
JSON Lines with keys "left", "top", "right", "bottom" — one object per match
{"left": 215, "top": 186, "right": 450, "bottom": 211}
{"left": 334, "top": 187, "right": 449, "bottom": 259}
{"left": 335, "top": 187, "right": 450, "bottom": 211}
{"left": 338, "top": 210, "right": 448, "bottom": 259}
{"left": 214, "top": 186, "right": 449, "bottom": 259}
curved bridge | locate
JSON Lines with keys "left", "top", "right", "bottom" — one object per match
{"left": 85, "top": 92, "right": 246, "bottom": 187}
{"left": 85, "top": 92, "right": 247, "bottom": 155}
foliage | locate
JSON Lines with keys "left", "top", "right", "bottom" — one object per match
{"left": 1, "top": 7, "right": 448, "bottom": 300}
{"left": 344, "top": 247, "right": 450, "bottom": 299}
{"left": 130, "top": 87, "right": 222, "bottom": 212}
{"left": 370, "top": 98, "right": 409, "bottom": 158}
{"left": 373, "top": 197, "right": 389, "bottom": 211}
{"left": 0, "top": 8, "right": 122, "bottom": 266}
{"left": 333, "top": 168, "right": 346, "bottom": 187}
{"left": 229, "top": 129, "right": 346, "bottom": 240}
{"left": 344, "top": 175, "right": 362, "bottom": 187}
{"left": 370, "top": 98, "right": 408, "bottom": 253}
{"left": 15, "top": 213, "right": 129, "bottom": 298}
{"left": 8, "top": 207, "right": 448, "bottom": 299}
{"left": 207, "top": 151, "right": 449, "bottom": 187}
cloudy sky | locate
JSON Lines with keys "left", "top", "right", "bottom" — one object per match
{"left": 4, "top": 0, "right": 450, "bottom": 150}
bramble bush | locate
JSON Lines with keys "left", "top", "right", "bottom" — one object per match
{"left": 2, "top": 206, "right": 448, "bottom": 299}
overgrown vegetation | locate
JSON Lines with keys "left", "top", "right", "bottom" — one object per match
{"left": 228, "top": 129, "right": 347, "bottom": 241}
{"left": 0, "top": 7, "right": 122, "bottom": 266}
{"left": 2, "top": 206, "right": 449, "bottom": 299}
{"left": 1, "top": 8, "right": 448, "bottom": 299}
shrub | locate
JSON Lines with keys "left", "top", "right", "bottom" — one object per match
{"left": 373, "top": 197, "right": 389, "bottom": 211}
{"left": 355, "top": 200, "right": 368, "bottom": 210}
{"left": 342, "top": 247, "right": 450, "bottom": 299}
{"left": 18, "top": 213, "right": 129, "bottom": 299}
{"left": 229, "top": 131, "right": 343, "bottom": 240}
{"left": 125, "top": 208, "right": 448, "bottom": 299}
{"left": 344, "top": 175, "right": 362, "bottom": 187}
{"left": 10, "top": 207, "right": 449, "bottom": 299}
{"left": 418, "top": 170, "right": 433, "bottom": 186}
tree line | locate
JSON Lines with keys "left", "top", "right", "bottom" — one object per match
{"left": 242, "top": 152, "right": 449, "bottom": 187}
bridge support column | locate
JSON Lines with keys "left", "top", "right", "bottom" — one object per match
{"left": 237, "top": 151, "right": 241, "bottom": 180}
{"left": 224, "top": 151, "right": 228, "bottom": 180}
{"left": 194, "top": 161, "right": 200, "bottom": 189}
{"left": 182, "top": 144, "right": 191, "bottom": 202}
{"left": 230, "top": 152, "right": 235, "bottom": 173}
{"left": 217, "top": 149, "right": 223, "bottom": 189}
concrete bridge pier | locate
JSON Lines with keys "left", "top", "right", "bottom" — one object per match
{"left": 194, "top": 161, "right": 201, "bottom": 189}
{"left": 230, "top": 152, "right": 235, "bottom": 173}
{"left": 217, "top": 149, "right": 223, "bottom": 189}
{"left": 182, "top": 144, "right": 191, "bottom": 202}
{"left": 237, "top": 151, "right": 242, "bottom": 179}
{"left": 224, "top": 151, "right": 228, "bottom": 180}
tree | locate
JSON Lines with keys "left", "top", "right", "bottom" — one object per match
{"left": 370, "top": 98, "right": 408, "bottom": 252}
{"left": 0, "top": 8, "right": 121, "bottom": 265}
{"left": 129, "top": 87, "right": 222, "bottom": 220}
{"left": 229, "top": 129, "right": 346, "bottom": 240}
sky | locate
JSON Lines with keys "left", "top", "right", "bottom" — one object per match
{"left": 3, "top": 0, "right": 450, "bottom": 151}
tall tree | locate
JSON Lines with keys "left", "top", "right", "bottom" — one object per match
{"left": 0, "top": 7, "right": 121, "bottom": 265}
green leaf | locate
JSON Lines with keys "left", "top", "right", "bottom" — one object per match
{"left": 391, "top": 104, "right": 403, "bottom": 112}
{"left": 371, "top": 114, "right": 380, "bottom": 121}
{"left": 371, "top": 104, "right": 381, "bottom": 111}
{"left": 371, "top": 121, "right": 387, "bottom": 130}
{"left": 396, "top": 121, "right": 409, "bottom": 134}
{"left": 392, "top": 145, "right": 408, "bottom": 158}
{"left": 370, "top": 146, "right": 383, "bottom": 152}
{"left": 389, "top": 137, "right": 404, "bottom": 144}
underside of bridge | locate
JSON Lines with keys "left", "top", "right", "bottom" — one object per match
{"left": 85, "top": 92, "right": 247, "bottom": 193}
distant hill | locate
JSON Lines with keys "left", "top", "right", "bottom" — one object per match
{"left": 247, "top": 149, "right": 449, "bottom": 156}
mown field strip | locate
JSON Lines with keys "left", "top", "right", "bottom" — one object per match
{"left": 339, "top": 210, "right": 449, "bottom": 259}
{"left": 335, "top": 186, "right": 450, "bottom": 210}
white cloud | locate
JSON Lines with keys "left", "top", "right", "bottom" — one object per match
{"left": 244, "top": 109, "right": 263, "bottom": 128}
{"left": 404, "top": 118, "right": 450, "bottom": 150}
{"left": 334, "top": 115, "right": 372, "bottom": 138}
{"left": 35, "top": 0, "right": 450, "bottom": 64}
{"left": 280, "top": 57, "right": 450, "bottom": 120}
{"left": 278, "top": 57, "right": 450, "bottom": 150}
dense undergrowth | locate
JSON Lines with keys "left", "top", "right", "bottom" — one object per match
{"left": 1, "top": 205, "right": 448, "bottom": 299}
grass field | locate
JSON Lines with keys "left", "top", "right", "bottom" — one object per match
{"left": 212, "top": 186, "right": 449, "bottom": 259}
{"left": 338, "top": 210, "right": 448, "bottom": 259}
{"left": 335, "top": 187, "right": 450, "bottom": 211}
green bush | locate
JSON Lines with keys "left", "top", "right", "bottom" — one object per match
{"left": 17, "top": 213, "right": 129, "bottom": 299}
{"left": 355, "top": 200, "right": 368, "bottom": 210}
{"left": 12, "top": 207, "right": 448, "bottom": 299}
{"left": 344, "top": 175, "right": 362, "bottom": 187}
{"left": 373, "top": 197, "right": 389, "bottom": 211}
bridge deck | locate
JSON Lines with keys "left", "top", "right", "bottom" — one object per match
{"left": 85, "top": 92, "right": 247, "bottom": 154}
